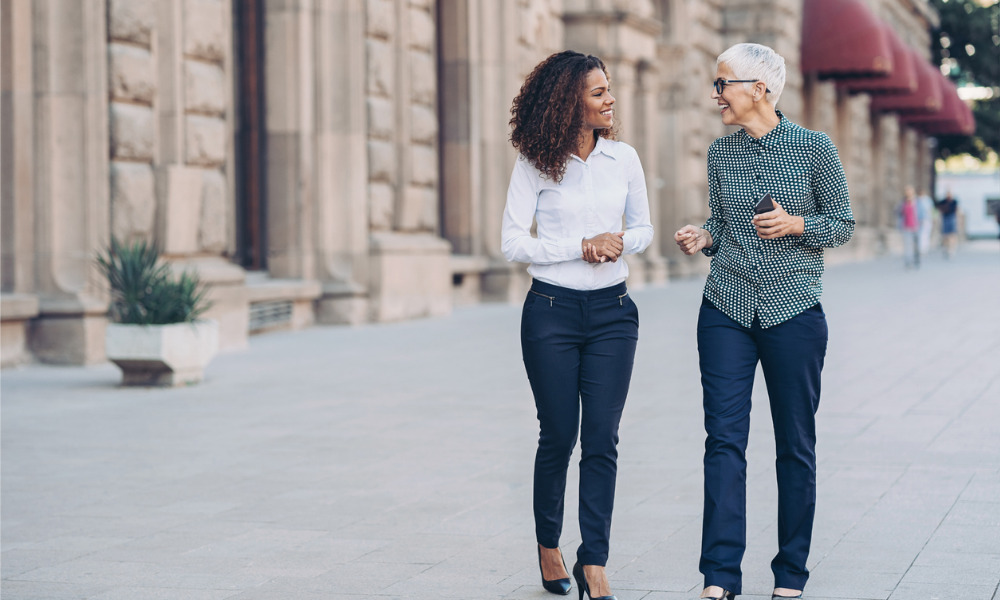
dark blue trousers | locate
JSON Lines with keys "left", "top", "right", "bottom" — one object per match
{"left": 697, "top": 298, "right": 827, "bottom": 594}
{"left": 521, "top": 279, "right": 639, "bottom": 567}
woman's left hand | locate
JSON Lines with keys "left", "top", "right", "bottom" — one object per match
{"left": 752, "top": 199, "right": 805, "bottom": 239}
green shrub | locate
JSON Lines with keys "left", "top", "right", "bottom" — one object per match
{"left": 97, "top": 237, "right": 212, "bottom": 325}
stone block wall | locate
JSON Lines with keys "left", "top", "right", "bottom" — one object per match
{"left": 106, "top": 0, "right": 231, "bottom": 254}
{"left": 365, "top": 0, "right": 439, "bottom": 234}
{"left": 108, "top": 0, "right": 157, "bottom": 243}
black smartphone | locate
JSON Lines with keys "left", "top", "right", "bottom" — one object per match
{"left": 754, "top": 193, "right": 774, "bottom": 215}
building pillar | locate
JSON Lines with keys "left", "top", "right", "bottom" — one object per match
{"left": 1, "top": 0, "right": 41, "bottom": 365}
{"left": 27, "top": 0, "right": 110, "bottom": 364}
{"left": 363, "top": 0, "right": 451, "bottom": 322}
{"left": 634, "top": 59, "right": 669, "bottom": 285}
{"left": 654, "top": 0, "right": 723, "bottom": 277}
{"left": 313, "top": 0, "right": 372, "bottom": 324}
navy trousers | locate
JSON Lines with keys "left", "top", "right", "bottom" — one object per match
{"left": 697, "top": 298, "right": 827, "bottom": 594}
{"left": 521, "top": 279, "right": 639, "bottom": 567}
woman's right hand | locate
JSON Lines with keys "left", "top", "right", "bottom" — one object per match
{"left": 583, "top": 232, "right": 624, "bottom": 263}
{"left": 674, "top": 225, "right": 712, "bottom": 255}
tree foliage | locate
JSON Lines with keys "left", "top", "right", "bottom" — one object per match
{"left": 930, "top": 0, "right": 1000, "bottom": 159}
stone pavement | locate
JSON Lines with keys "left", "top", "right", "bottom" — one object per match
{"left": 3, "top": 242, "right": 999, "bottom": 600}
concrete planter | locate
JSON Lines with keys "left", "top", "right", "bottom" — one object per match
{"left": 105, "top": 320, "right": 219, "bottom": 386}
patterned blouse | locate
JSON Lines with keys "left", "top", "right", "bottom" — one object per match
{"left": 701, "top": 112, "right": 854, "bottom": 328}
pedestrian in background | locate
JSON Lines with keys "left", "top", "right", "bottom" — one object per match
{"left": 916, "top": 188, "right": 935, "bottom": 257}
{"left": 936, "top": 190, "right": 960, "bottom": 258}
{"left": 502, "top": 49, "right": 654, "bottom": 600}
{"left": 674, "top": 42, "right": 854, "bottom": 600}
{"left": 898, "top": 186, "right": 921, "bottom": 269}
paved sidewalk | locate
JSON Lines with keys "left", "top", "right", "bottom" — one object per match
{"left": 3, "top": 243, "right": 999, "bottom": 600}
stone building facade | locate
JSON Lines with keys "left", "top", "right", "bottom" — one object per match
{"left": 1, "top": 0, "right": 947, "bottom": 366}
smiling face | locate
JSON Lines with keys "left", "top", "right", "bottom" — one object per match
{"left": 711, "top": 62, "right": 757, "bottom": 127}
{"left": 581, "top": 68, "right": 615, "bottom": 132}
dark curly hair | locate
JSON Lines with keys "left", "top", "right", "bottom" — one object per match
{"left": 510, "top": 51, "right": 617, "bottom": 183}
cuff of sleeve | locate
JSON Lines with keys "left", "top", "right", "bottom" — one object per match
{"left": 564, "top": 238, "right": 584, "bottom": 261}
{"left": 700, "top": 226, "right": 720, "bottom": 256}
{"left": 621, "top": 231, "right": 637, "bottom": 255}
{"left": 800, "top": 216, "right": 821, "bottom": 245}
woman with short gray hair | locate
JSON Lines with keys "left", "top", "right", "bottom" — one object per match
{"left": 674, "top": 42, "right": 854, "bottom": 600}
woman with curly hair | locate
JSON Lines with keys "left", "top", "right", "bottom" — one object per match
{"left": 502, "top": 50, "right": 654, "bottom": 600}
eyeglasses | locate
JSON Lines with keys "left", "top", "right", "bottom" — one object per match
{"left": 713, "top": 78, "right": 772, "bottom": 94}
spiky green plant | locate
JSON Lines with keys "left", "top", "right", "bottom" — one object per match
{"left": 97, "top": 237, "right": 212, "bottom": 325}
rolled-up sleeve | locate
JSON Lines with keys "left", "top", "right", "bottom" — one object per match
{"left": 801, "top": 134, "right": 855, "bottom": 248}
{"left": 501, "top": 157, "right": 582, "bottom": 265}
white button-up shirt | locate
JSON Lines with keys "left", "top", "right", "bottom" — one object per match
{"left": 501, "top": 138, "right": 654, "bottom": 290}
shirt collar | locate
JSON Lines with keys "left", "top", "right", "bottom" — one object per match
{"left": 593, "top": 136, "right": 617, "bottom": 159}
{"left": 740, "top": 110, "right": 788, "bottom": 147}
{"left": 569, "top": 136, "right": 617, "bottom": 163}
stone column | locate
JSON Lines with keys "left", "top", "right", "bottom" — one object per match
{"left": 364, "top": 0, "right": 451, "bottom": 322}
{"left": 263, "top": 0, "right": 316, "bottom": 281}
{"left": 654, "top": 0, "right": 723, "bottom": 277}
{"left": 438, "top": 0, "right": 476, "bottom": 257}
{"left": 313, "top": 0, "right": 372, "bottom": 324}
{"left": 27, "top": 0, "right": 110, "bottom": 364}
{"left": 634, "top": 59, "right": 669, "bottom": 285}
{"left": 874, "top": 114, "right": 902, "bottom": 250}
{"left": 1, "top": 0, "right": 40, "bottom": 365}
{"left": 826, "top": 88, "right": 878, "bottom": 262}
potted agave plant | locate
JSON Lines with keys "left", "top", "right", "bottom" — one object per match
{"left": 98, "top": 237, "right": 218, "bottom": 386}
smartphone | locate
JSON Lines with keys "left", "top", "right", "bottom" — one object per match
{"left": 754, "top": 193, "right": 774, "bottom": 215}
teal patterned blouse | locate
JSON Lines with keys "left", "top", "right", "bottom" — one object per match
{"left": 701, "top": 112, "right": 855, "bottom": 328}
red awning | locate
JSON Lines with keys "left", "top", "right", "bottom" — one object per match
{"left": 902, "top": 76, "right": 975, "bottom": 136}
{"left": 869, "top": 52, "right": 943, "bottom": 113}
{"left": 801, "top": 0, "right": 893, "bottom": 78}
{"left": 838, "top": 26, "right": 917, "bottom": 94}
{"left": 919, "top": 106, "right": 975, "bottom": 136}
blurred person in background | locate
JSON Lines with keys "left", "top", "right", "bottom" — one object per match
{"left": 935, "top": 190, "right": 959, "bottom": 258}
{"left": 898, "top": 186, "right": 922, "bottom": 269}
{"left": 916, "top": 188, "right": 935, "bottom": 258}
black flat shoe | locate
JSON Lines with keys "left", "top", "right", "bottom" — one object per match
{"left": 572, "top": 562, "right": 616, "bottom": 600}
{"left": 537, "top": 545, "right": 571, "bottom": 595}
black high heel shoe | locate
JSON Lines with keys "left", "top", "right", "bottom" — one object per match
{"left": 572, "top": 562, "right": 616, "bottom": 600}
{"left": 537, "top": 545, "right": 571, "bottom": 595}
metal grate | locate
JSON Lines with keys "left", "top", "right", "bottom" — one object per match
{"left": 248, "top": 300, "right": 293, "bottom": 332}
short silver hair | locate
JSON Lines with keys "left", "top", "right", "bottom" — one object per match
{"left": 717, "top": 43, "right": 786, "bottom": 106}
